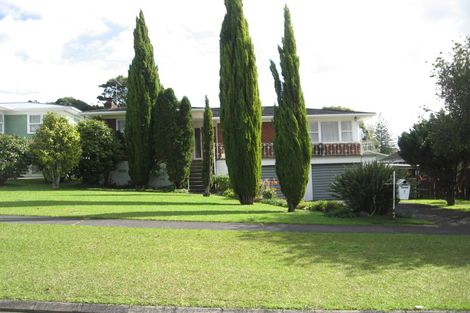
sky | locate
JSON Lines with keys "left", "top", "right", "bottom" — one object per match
{"left": 0, "top": 0, "right": 469, "bottom": 140}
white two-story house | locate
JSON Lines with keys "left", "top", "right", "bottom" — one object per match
{"left": 85, "top": 106, "right": 377, "bottom": 200}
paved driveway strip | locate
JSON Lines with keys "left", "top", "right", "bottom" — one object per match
{"left": 0, "top": 300, "right": 468, "bottom": 313}
{"left": 1, "top": 215, "right": 469, "bottom": 235}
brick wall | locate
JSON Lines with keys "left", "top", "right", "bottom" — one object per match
{"left": 216, "top": 122, "right": 274, "bottom": 143}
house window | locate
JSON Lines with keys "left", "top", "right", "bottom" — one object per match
{"left": 28, "top": 114, "right": 42, "bottom": 134}
{"left": 0, "top": 114, "right": 3, "bottom": 134}
{"left": 309, "top": 121, "right": 319, "bottom": 143}
{"left": 321, "top": 121, "right": 339, "bottom": 142}
{"left": 341, "top": 121, "right": 353, "bottom": 142}
{"left": 116, "top": 119, "right": 125, "bottom": 133}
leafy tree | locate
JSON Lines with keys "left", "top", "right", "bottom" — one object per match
{"left": 374, "top": 115, "right": 395, "bottom": 154}
{"left": 126, "top": 10, "right": 161, "bottom": 189}
{"left": 269, "top": 6, "right": 311, "bottom": 212}
{"left": 77, "top": 119, "right": 122, "bottom": 185}
{"left": 97, "top": 75, "right": 128, "bottom": 107}
{"left": 55, "top": 97, "right": 99, "bottom": 111}
{"left": 202, "top": 96, "right": 214, "bottom": 196}
{"left": 167, "top": 97, "right": 194, "bottom": 188}
{"left": 30, "top": 113, "right": 81, "bottom": 189}
{"left": 0, "top": 134, "right": 31, "bottom": 185}
{"left": 359, "top": 121, "right": 375, "bottom": 142}
{"left": 219, "top": 0, "right": 262, "bottom": 204}
{"left": 433, "top": 37, "right": 470, "bottom": 197}
{"left": 153, "top": 88, "right": 178, "bottom": 164}
{"left": 398, "top": 111, "right": 461, "bottom": 205}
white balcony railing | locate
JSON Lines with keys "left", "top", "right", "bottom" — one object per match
{"left": 215, "top": 142, "right": 372, "bottom": 160}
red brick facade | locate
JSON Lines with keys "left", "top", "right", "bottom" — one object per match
{"left": 216, "top": 122, "right": 274, "bottom": 143}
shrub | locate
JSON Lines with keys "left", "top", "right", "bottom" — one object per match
{"left": 295, "top": 201, "right": 308, "bottom": 210}
{"left": 173, "top": 188, "right": 189, "bottom": 194}
{"left": 306, "top": 200, "right": 346, "bottom": 213}
{"left": 0, "top": 134, "right": 31, "bottom": 185}
{"left": 260, "top": 198, "right": 287, "bottom": 207}
{"left": 222, "top": 188, "right": 236, "bottom": 199}
{"left": 77, "top": 119, "right": 122, "bottom": 185}
{"left": 324, "top": 207, "right": 356, "bottom": 218}
{"left": 330, "top": 161, "right": 395, "bottom": 216}
{"left": 261, "top": 180, "right": 277, "bottom": 199}
{"left": 214, "top": 175, "right": 232, "bottom": 194}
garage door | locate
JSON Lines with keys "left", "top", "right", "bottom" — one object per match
{"left": 311, "top": 164, "right": 354, "bottom": 200}
{"left": 261, "top": 165, "right": 283, "bottom": 198}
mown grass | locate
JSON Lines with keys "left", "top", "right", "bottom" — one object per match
{"left": 0, "top": 180, "right": 429, "bottom": 225}
{"left": 0, "top": 223, "right": 468, "bottom": 310}
{"left": 403, "top": 199, "right": 470, "bottom": 212}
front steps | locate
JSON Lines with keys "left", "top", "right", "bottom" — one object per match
{"left": 189, "top": 160, "right": 205, "bottom": 193}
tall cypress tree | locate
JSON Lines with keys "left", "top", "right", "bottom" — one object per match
{"left": 167, "top": 96, "right": 194, "bottom": 188}
{"left": 270, "top": 6, "right": 311, "bottom": 212}
{"left": 126, "top": 10, "right": 160, "bottom": 189}
{"left": 219, "top": 0, "right": 262, "bottom": 205}
{"left": 154, "top": 88, "right": 178, "bottom": 164}
{"left": 202, "top": 96, "right": 214, "bottom": 196}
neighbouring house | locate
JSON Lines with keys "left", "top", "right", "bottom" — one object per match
{"left": 0, "top": 102, "right": 82, "bottom": 137}
{"left": 0, "top": 102, "right": 83, "bottom": 178}
{"left": 85, "top": 106, "right": 377, "bottom": 200}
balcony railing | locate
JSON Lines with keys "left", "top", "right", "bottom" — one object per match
{"left": 215, "top": 142, "right": 368, "bottom": 160}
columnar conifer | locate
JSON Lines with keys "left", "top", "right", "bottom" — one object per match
{"left": 202, "top": 96, "right": 214, "bottom": 196}
{"left": 153, "top": 88, "right": 178, "bottom": 164}
{"left": 126, "top": 10, "right": 160, "bottom": 189}
{"left": 270, "top": 6, "right": 311, "bottom": 212}
{"left": 219, "top": 0, "right": 262, "bottom": 204}
{"left": 167, "top": 96, "right": 194, "bottom": 188}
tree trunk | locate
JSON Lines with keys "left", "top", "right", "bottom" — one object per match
{"left": 203, "top": 185, "right": 211, "bottom": 197}
{"left": 445, "top": 185, "right": 456, "bottom": 206}
{"left": 287, "top": 201, "right": 296, "bottom": 213}
{"left": 239, "top": 195, "right": 254, "bottom": 205}
{"left": 52, "top": 174, "right": 60, "bottom": 189}
{"left": 135, "top": 185, "right": 145, "bottom": 191}
{"left": 51, "top": 166, "right": 61, "bottom": 189}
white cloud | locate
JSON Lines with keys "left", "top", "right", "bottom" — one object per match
{"left": 0, "top": 0, "right": 468, "bottom": 139}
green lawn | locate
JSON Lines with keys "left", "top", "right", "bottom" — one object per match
{"left": 403, "top": 199, "right": 470, "bottom": 212}
{"left": 0, "top": 180, "right": 428, "bottom": 225}
{"left": 0, "top": 223, "right": 468, "bottom": 310}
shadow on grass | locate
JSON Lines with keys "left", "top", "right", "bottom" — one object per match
{"left": 236, "top": 230, "right": 470, "bottom": 273}
{"left": 0, "top": 209, "right": 282, "bottom": 220}
{"left": 398, "top": 203, "right": 470, "bottom": 221}
{"left": 0, "top": 200, "right": 244, "bottom": 208}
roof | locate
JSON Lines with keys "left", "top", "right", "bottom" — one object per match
{"left": 85, "top": 105, "right": 374, "bottom": 118}
{"left": 380, "top": 152, "right": 406, "bottom": 163}
{"left": 0, "top": 102, "right": 82, "bottom": 115}
{"left": 81, "top": 107, "right": 125, "bottom": 113}
{"left": 203, "top": 106, "right": 374, "bottom": 117}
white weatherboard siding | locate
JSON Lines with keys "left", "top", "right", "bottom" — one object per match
{"left": 215, "top": 154, "right": 377, "bottom": 201}
{"left": 108, "top": 161, "right": 172, "bottom": 188}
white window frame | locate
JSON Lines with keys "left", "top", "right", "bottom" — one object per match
{"left": 309, "top": 121, "right": 320, "bottom": 143}
{"left": 320, "top": 121, "right": 340, "bottom": 143}
{"left": 340, "top": 121, "right": 353, "bottom": 142}
{"left": 27, "top": 114, "right": 43, "bottom": 134}
{"left": 116, "top": 119, "right": 125, "bottom": 133}
{"left": 0, "top": 113, "right": 4, "bottom": 134}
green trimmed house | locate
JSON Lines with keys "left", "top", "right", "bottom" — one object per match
{"left": 0, "top": 102, "right": 82, "bottom": 137}
{"left": 0, "top": 102, "right": 83, "bottom": 178}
